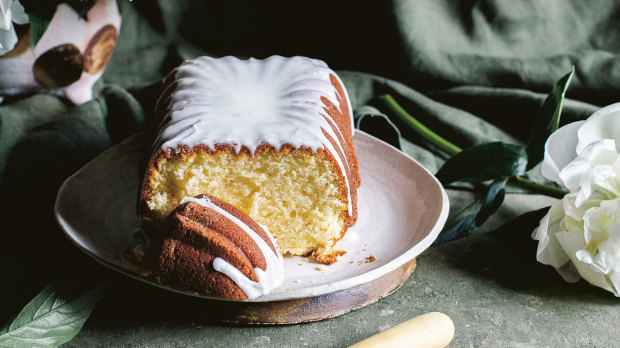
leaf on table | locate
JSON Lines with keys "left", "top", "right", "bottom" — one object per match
{"left": 435, "top": 142, "right": 527, "bottom": 186}
{"left": 525, "top": 67, "right": 574, "bottom": 170}
{"left": 434, "top": 178, "right": 507, "bottom": 244}
{"left": 0, "top": 275, "right": 112, "bottom": 348}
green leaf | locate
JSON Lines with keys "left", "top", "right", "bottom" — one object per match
{"left": 435, "top": 142, "right": 527, "bottom": 186}
{"left": 0, "top": 275, "right": 112, "bottom": 347}
{"left": 28, "top": 13, "right": 51, "bottom": 51}
{"left": 434, "top": 179, "right": 507, "bottom": 244}
{"left": 525, "top": 67, "right": 575, "bottom": 170}
{"left": 475, "top": 180, "right": 507, "bottom": 226}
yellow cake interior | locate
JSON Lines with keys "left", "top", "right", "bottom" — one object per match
{"left": 145, "top": 150, "right": 347, "bottom": 259}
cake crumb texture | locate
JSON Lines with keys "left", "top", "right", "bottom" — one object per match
{"left": 146, "top": 148, "right": 347, "bottom": 261}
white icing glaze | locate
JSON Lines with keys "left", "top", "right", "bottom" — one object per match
{"left": 155, "top": 55, "right": 354, "bottom": 215}
{"left": 180, "top": 196, "right": 284, "bottom": 300}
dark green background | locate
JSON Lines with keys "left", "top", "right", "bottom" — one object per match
{"left": 2, "top": 0, "right": 620, "bottom": 346}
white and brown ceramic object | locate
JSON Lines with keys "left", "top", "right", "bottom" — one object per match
{"left": 0, "top": 0, "right": 121, "bottom": 104}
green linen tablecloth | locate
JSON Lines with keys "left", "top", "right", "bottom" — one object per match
{"left": 2, "top": 1, "right": 620, "bottom": 346}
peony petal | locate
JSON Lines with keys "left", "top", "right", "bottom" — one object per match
{"left": 0, "top": 20, "right": 17, "bottom": 55}
{"left": 608, "top": 272, "right": 620, "bottom": 297}
{"left": 555, "top": 230, "right": 615, "bottom": 294}
{"left": 575, "top": 165, "right": 618, "bottom": 207}
{"left": 602, "top": 197, "right": 620, "bottom": 214}
{"left": 0, "top": 0, "right": 12, "bottom": 17}
{"left": 10, "top": 1, "right": 28, "bottom": 25}
{"left": 597, "top": 240, "right": 620, "bottom": 273}
{"left": 0, "top": 0, "right": 11, "bottom": 30}
{"left": 556, "top": 262, "right": 582, "bottom": 283}
{"left": 559, "top": 139, "right": 617, "bottom": 192}
{"left": 576, "top": 249, "right": 608, "bottom": 274}
{"left": 562, "top": 193, "right": 589, "bottom": 221}
{"left": 532, "top": 201, "right": 563, "bottom": 249}
{"left": 533, "top": 202, "right": 570, "bottom": 267}
{"left": 542, "top": 121, "right": 584, "bottom": 185}
{"left": 582, "top": 206, "right": 603, "bottom": 245}
{"left": 577, "top": 103, "right": 620, "bottom": 154}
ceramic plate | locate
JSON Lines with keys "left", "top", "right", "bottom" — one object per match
{"left": 55, "top": 130, "right": 449, "bottom": 302}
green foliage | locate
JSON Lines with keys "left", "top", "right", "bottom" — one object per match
{"left": 0, "top": 276, "right": 111, "bottom": 348}
{"left": 434, "top": 179, "right": 507, "bottom": 244}
{"left": 435, "top": 142, "right": 527, "bottom": 186}
{"left": 525, "top": 67, "right": 575, "bottom": 170}
{"left": 379, "top": 94, "right": 462, "bottom": 156}
{"left": 381, "top": 68, "right": 574, "bottom": 244}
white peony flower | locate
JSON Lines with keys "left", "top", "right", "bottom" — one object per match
{"left": 0, "top": 0, "right": 28, "bottom": 56}
{"left": 533, "top": 103, "right": 620, "bottom": 296}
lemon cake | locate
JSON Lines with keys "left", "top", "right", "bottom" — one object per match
{"left": 139, "top": 55, "right": 360, "bottom": 264}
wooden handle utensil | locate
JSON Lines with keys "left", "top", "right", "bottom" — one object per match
{"left": 349, "top": 312, "right": 455, "bottom": 348}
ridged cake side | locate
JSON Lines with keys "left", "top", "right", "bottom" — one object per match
{"left": 145, "top": 194, "right": 284, "bottom": 300}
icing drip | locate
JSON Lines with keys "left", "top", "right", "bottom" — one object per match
{"left": 179, "top": 196, "right": 284, "bottom": 300}
{"left": 155, "top": 56, "right": 354, "bottom": 215}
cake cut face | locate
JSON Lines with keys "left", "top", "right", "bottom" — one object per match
{"left": 140, "top": 56, "right": 360, "bottom": 264}
{"left": 146, "top": 194, "right": 284, "bottom": 299}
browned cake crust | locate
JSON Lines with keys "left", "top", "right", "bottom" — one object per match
{"left": 144, "top": 194, "right": 277, "bottom": 299}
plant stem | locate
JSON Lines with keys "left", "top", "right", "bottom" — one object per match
{"left": 379, "top": 94, "right": 461, "bottom": 156}
{"left": 508, "top": 176, "right": 568, "bottom": 199}
{"left": 380, "top": 93, "right": 569, "bottom": 199}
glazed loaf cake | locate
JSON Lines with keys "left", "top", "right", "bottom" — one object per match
{"left": 139, "top": 55, "right": 360, "bottom": 264}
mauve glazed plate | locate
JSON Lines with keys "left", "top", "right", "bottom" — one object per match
{"left": 54, "top": 130, "right": 449, "bottom": 323}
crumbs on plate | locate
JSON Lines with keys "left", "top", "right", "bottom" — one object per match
{"left": 315, "top": 265, "right": 329, "bottom": 273}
